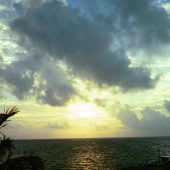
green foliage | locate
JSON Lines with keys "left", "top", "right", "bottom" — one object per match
{"left": 0, "top": 106, "right": 19, "bottom": 127}
{"left": 0, "top": 106, "right": 45, "bottom": 170}
{"left": 0, "top": 107, "right": 18, "bottom": 164}
{"left": 0, "top": 136, "right": 15, "bottom": 163}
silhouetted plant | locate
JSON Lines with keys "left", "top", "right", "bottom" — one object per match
{"left": 0, "top": 106, "right": 19, "bottom": 164}
{"left": 0, "top": 136, "right": 15, "bottom": 164}
{"left": 0, "top": 106, "right": 45, "bottom": 170}
{"left": 0, "top": 106, "right": 19, "bottom": 127}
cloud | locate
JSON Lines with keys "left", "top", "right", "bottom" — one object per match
{"left": 0, "top": 52, "right": 75, "bottom": 106}
{"left": 162, "top": 0, "right": 170, "bottom": 3}
{"left": 164, "top": 100, "right": 170, "bottom": 112}
{"left": 68, "top": 0, "right": 170, "bottom": 52}
{"left": 10, "top": 0, "right": 162, "bottom": 91}
{"left": 6, "top": 123, "right": 22, "bottom": 130}
{"left": 47, "top": 121, "right": 69, "bottom": 129}
{"left": 118, "top": 106, "right": 170, "bottom": 136}
{"left": 0, "top": 1, "right": 76, "bottom": 106}
{"left": 95, "top": 124, "right": 109, "bottom": 131}
{"left": 111, "top": 0, "right": 170, "bottom": 51}
{"left": 1, "top": 0, "right": 170, "bottom": 105}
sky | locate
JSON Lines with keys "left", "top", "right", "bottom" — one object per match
{"left": 1, "top": 0, "right": 170, "bottom": 139}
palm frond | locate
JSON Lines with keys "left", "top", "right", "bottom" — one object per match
{"left": 4, "top": 106, "right": 20, "bottom": 117}
{"left": 0, "top": 136, "right": 15, "bottom": 151}
{"left": 0, "top": 136, "right": 15, "bottom": 163}
{"left": 0, "top": 106, "right": 20, "bottom": 127}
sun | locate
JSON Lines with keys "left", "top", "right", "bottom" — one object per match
{"left": 68, "top": 101, "right": 105, "bottom": 119}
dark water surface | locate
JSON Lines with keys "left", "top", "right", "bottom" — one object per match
{"left": 14, "top": 137, "right": 170, "bottom": 170}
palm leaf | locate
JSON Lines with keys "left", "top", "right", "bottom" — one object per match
{"left": 0, "top": 107, "right": 45, "bottom": 169}
{"left": 0, "top": 136, "right": 15, "bottom": 152}
{"left": 0, "top": 136, "right": 15, "bottom": 164}
{"left": 0, "top": 106, "right": 20, "bottom": 127}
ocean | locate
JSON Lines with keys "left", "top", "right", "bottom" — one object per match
{"left": 14, "top": 137, "right": 170, "bottom": 170}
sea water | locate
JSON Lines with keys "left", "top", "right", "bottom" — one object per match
{"left": 14, "top": 137, "right": 170, "bottom": 170}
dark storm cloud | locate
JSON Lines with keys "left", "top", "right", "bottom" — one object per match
{"left": 36, "top": 60, "right": 75, "bottom": 106}
{"left": 0, "top": 52, "right": 75, "bottom": 106}
{"left": 118, "top": 107, "right": 170, "bottom": 135}
{"left": 162, "top": 0, "right": 170, "bottom": 3}
{"left": 2, "top": 0, "right": 170, "bottom": 105}
{"left": 0, "top": 58, "right": 34, "bottom": 99}
{"left": 10, "top": 0, "right": 164, "bottom": 91}
{"left": 164, "top": 100, "right": 170, "bottom": 112}
{"left": 112, "top": 0, "right": 170, "bottom": 51}
{"left": 68, "top": 0, "right": 170, "bottom": 51}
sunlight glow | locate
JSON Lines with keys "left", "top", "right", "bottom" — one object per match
{"left": 68, "top": 102, "right": 105, "bottom": 119}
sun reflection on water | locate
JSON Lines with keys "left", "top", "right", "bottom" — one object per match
{"left": 67, "top": 140, "right": 117, "bottom": 169}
